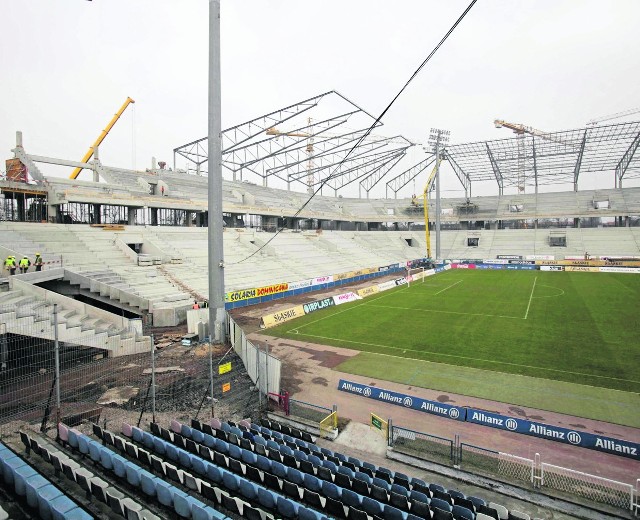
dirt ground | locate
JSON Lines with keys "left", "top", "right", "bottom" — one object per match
{"left": 230, "top": 279, "right": 640, "bottom": 488}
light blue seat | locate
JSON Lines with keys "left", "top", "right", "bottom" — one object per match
{"left": 221, "top": 423, "right": 232, "bottom": 434}
{"left": 253, "top": 436, "right": 267, "bottom": 447}
{"left": 362, "top": 461, "right": 377, "bottom": 473}
{"left": 156, "top": 480, "right": 174, "bottom": 507}
{"left": 140, "top": 470, "right": 158, "bottom": 496}
{"left": 430, "top": 497, "right": 452, "bottom": 512}
{"left": 88, "top": 442, "right": 101, "bottom": 463}
{"left": 272, "top": 431, "right": 283, "bottom": 441}
{"left": 256, "top": 455, "right": 271, "bottom": 472}
{"left": 293, "top": 450, "right": 308, "bottom": 462}
{"left": 452, "top": 504, "right": 475, "bottom": 520}
{"left": 228, "top": 444, "right": 242, "bottom": 460}
{"left": 25, "top": 474, "right": 50, "bottom": 508}
{"left": 287, "top": 467, "right": 304, "bottom": 485}
{"left": 142, "top": 431, "right": 155, "bottom": 449}
{"left": 216, "top": 440, "right": 229, "bottom": 455}
{"left": 409, "top": 490, "right": 430, "bottom": 505}
{"left": 192, "top": 428, "right": 205, "bottom": 444}
{"left": 37, "top": 484, "right": 64, "bottom": 520}
{"left": 337, "top": 465, "right": 354, "bottom": 479}
{"left": 152, "top": 437, "right": 166, "bottom": 455}
{"left": 58, "top": 506, "right": 92, "bottom": 519}
{"left": 206, "top": 463, "right": 223, "bottom": 484}
{"left": 321, "top": 459, "right": 337, "bottom": 473}
{"left": 266, "top": 440, "right": 280, "bottom": 452}
{"left": 166, "top": 443, "right": 179, "bottom": 462}
{"left": 126, "top": 464, "right": 142, "bottom": 487}
{"left": 241, "top": 450, "right": 257, "bottom": 466}
{"left": 258, "top": 487, "right": 277, "bottom": 509}
{"left": 77, "top": 435, "right": 90, "bottom": 456}
{"left": 132, "top": 426, "right": 144, "bottom": 443}
{"left": 50, "top": 495, "right": 78, "bottom": 520}
{"left": 276, "top": 496, "right": 299, "bottom": 519}
{"left": 294, "top": 438, "right": 307, "bottom": 449}
{"left": 222, "top": 470, "right": 240, "bottom": 492}
{"left": 203, "top": 433, "right": 216, "bottom": 448}
{"left": 172, "top": 488, "right": 192, "bottom": 518}
{"left": 2, "top": 455, "right": 27, "bottom": 485}
{"left": 392, "top": 483, "right": 409, "bottom": 497}
{"left": 272, "top": 461, "right": 287, "bottom": 479}
{"left": 191, "top": 454, "right": 207, "bottom": 476}
{"left": 280, "top": 445, "right": 294, "bottom": 456}
{"left": 320, "top": 447, "right": 333, "bottom": 458}
{"left": 180, "top": 424, "right": 193, "bottom": 438}
{"left": 355, "top": 471, "right": 372, "bottom": 484}
{"left": 14, "top": 464, "right": 38, "bottom": 496}
{"left": 335, "top": 453, "right": 347, "bottom": 463}
{"left": 178, "top": 449, "right": 192, "bottom": 468}
{"left": 112, "top": 455, "right": 127, "bottom": 478}
{"left": 372, "top": 476, "right": 391, "bottom": 491}
{"left": 230, "top": 426, "right": 243, "bottom": 438}
{"left": 67, "top": 430, "right": 80, "bottom": 449}
{"left": 193, "top": 503, "right": 225, "bottom": 520}
{"left": 307, "top": 454, "right": 322, "bottom": 467}
{"left": 239, "top": 478, "right": 259, "bottom": 501}
{"left": 362, "top": 496, "right": 384, "bottom": 517}
{"left": 348, "top": 456, "right": 362, "bottom": 467}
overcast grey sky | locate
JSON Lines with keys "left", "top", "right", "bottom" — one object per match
{"left": 2, "top": 0, "right": 639, "bottom": 197}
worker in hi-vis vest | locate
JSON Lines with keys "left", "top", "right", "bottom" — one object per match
{"left": 19, "top": 256, "right": 31, "bottom": 274}
{"left": 34, "top": 253, "right": 44, "bottom": 272}
{"left": 4, "top": 256, "right": 17, "bottom": 276}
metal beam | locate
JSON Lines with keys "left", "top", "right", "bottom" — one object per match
{"left": 443, "top": 151, "right": 471, "bottom": 198}
{"left": 485, "top": 143, "right": 504, "bottom": 195}
{"left": 384, "top": 155, "right": 436, "bottom": 198}
{"left": 359, "top": 153, "right": 407, "bottom": 197}
{"left": 573, "top": 130, "right": 587, "bottom": 191}
{"left": 531, "top": 136, "right": 538, "bottom": 194}
{"left": 26, "top": 155, "right": 96, "bottom": 170}
{"left": 615, "top": 129, "right": 640, "bottom": 188}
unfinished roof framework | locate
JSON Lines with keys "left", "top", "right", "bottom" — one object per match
{"left": 445, "top": 121, "right": 640, "bottom": 196}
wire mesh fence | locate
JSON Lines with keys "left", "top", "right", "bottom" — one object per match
{"left": 459, "top": 443, "right": 534, "bottom": 485}
{"left": 0, "top": 303, "right": 267, "bottom": 442}
{"left": 288, "top": 399, "right": 332, "bottom": 424}
{"left": 390, "top": 425, "right": 454, "bottom": 466}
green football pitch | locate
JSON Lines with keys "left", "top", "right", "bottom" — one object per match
{"left": 267, "top": 269, "right": 640, "bottom": 427}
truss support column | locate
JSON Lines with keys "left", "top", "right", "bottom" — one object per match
{"left": 208, "top": 0, "right": 226, "bottom": 344}
{"left": 531, "top": 137, "right": 539, "bottom": 195}
{"left": 486, "top": 144, "right": 504, "bottom": 196}
{"left": 573, "top": 130, "right": 587, "bottom": 192}
{"left": 615, "top": 130, "right": 640, "bottom": 189}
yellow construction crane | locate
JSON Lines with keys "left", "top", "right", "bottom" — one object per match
{"left": 69, "top": 97, "right": 135, "bottom": 179}
{"left": 410, "top": 156, "right": 442, "bottom": 258}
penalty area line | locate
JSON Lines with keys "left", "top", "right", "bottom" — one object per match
{"left": 524, "top": 276, "right": 538, "bottom": 320}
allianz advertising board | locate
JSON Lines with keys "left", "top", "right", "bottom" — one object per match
{"left": 338, "top": 379, "right": 466, "bottom": 422}
{"left": 467, "top": 408, "right": 639, "bottom": 460}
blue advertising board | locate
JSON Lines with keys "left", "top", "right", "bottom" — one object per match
{"left": 338, "top": 379, "right": 466, "bottom": 422}
{"left": 466, "top": 408, "right": 639, "bottom": 460}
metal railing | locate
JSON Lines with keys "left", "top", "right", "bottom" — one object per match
{"left": 288, "top": 398, "right": 332, "bottom": 424}
{"left": 390, "top": 425, "right": 454, "bottom": 466}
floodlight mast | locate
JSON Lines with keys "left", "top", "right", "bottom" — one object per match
{"left": 428, "top": 129, "right": 450, "bottom": 261}
{"left": 208, "top": 0, "right": 226, "bottom": 344}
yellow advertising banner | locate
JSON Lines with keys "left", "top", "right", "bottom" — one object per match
{"left": 218, "top": 362, "right": 232, "bottom": 375}
{"left": 357, "top": 285, "right": 380, "bottom": 298}
{"left": 333, "top": 270, "right": 357, "bottom": 281}
{"left": 261, "top": 305, "right": 306, "bottom": 328}
{"left": 226, "top": 282, "right": 290, "bottom": 303}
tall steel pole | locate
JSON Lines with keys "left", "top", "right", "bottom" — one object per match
{"left": 53, "top": 304, "right": 61, "bottom": 427}
{"left": 208, "top": 0, "right": 227, "bottom": 344}
{"left": 435, "top": 134, "right": 441, "bottom": 260}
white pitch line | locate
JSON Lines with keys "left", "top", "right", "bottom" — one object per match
{"left": 524, "top": 276, "right": 538, "bottom": 319}
{"left": 366, "top": 304, "right": 523, "bottom": 320}
{"left": 434, "top": 279, "right": 463, "bottom": 295}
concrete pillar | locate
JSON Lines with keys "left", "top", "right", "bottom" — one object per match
{"left": 128, "top": 207, "right": 136, "bottom": 225}
{"left": 625, "top": 216, "right": 630, "bottom": 227}
{"left": 574, "top": 217, "right": 580, "bottom": 228}
{"left": 47, "top": 203, "right": 58, "bottom": 224}
{"left": 186, "top": 211, "right": 193, "bottom": 227}
{"left": 151, "top": 208, "right": 158, "bottom": 226}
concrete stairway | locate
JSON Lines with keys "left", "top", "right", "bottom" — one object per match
{"left": 0, "top": 288, "right": 151, "bottom": 356}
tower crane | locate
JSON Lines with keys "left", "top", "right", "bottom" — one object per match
{"left": 586, "top": 107, "right": 640, "bottom": 127}
{"left": 494, "top": 119, "right": 566, "bottom": 192}
{"left": 266, "top": 120, "right": 314, "bottom": 194}
{"left": 70, "top": 97, "right": 135, "bottom": 179}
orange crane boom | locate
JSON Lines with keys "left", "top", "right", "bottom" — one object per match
{"left": 69, "top": 97, "right": 135, "bottom": 179}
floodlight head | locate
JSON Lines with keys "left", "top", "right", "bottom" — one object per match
{"left": 427, "top": 128, "right": 450, "bottom": 152}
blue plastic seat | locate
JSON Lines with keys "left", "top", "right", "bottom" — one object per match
{"left": 307, "top": 454, "right": 322, "bottom": 467}
{"left": 372, "top": 476, "right": 391, "bottom": 491}
{"left": 222, "top": 470, "right": 240, "bottom": 492}
{"left": 256, "top": 454, "right": 271, "bottom": 472}
{"left": 410, "top": 490, "right": 431, "bottom": 505}
{"left": 88, "top": 442, "right": 101, "bottom": 463}
{"left": 132, "top": 426, "right": 144, "bottom": 443}
{"left": 287, "top": 467, "right": 304, "bottom": 485}
{"left": 241, "top": 450, "right": 257, "bottom": 466}
{"left": 362, "top": 496, "right": 384, "bottom": 517}
{"left": 57, "top": 506, "right": 92, "bottom": 519}
{"left": 152, "top": 437, "right": 166, "bottom": 455}
{"left": 67, "top": 429, "right": 80, "bottom": 449}
{"left": 276, "top": 496, "right": 299, "bottom": 519}
{"left": 140, "top": 470, "right": 158, "bottom": 497}
{"left": 77, "top": 435, "right": 90, "bottom": 456}
{"left": 125, "top": 464, "right": 141, "bottom": 487}
{"left": 272, "top": 461, "right": 287, "bottom": 479}
{"left": 191, "top": 455, "right": 207, "bottom": 476}
{"left": 337, "top": 465, "right": 354, "bottom": 479}
{"left": 355, "top": 471, "right": 372, "bottom": 484}
{"left": 203, "top": 433, "right": 216, "bottom": 448}
{"left": 193, "top": 503, "right": 225, "bottom": 520}
{"left": 172, "top": 488, "right": 192, "bottom": 518}
{"left": 258, "top": 487, "right": 277, "bottom": 509}
{"left": 304, "top": 472, "right": 322, "bottom": 492}
{"left": 178, "top": 449, "right": 192, "bottom": 469}
{"left": 156, "top": 480, "right": 175, "bottom": 507}
{"left": 342, "top": 488, "right": 362, "bottom": 508}
{"left": 37, "top": 484, "right": 64, "bottom": 520}
{"left": 206, "top": 463, "right": 223, "bottom": 484}
{"left": 431, "top": 497, "right": 453, "bottom": 512}
{"left": 239, "top": 478, "right": 259, "bottom": 501}
{"left": 216, "top": 439, "right": 230, "bottom": 455}
{"left": 2, "top": 454, "right": 27, "bottom": 485}
{"left": 14, "top": 464, "right": 38, "bottom": 496}
{"left": 166, "top": 443, "right": 179, "bottom": 462}
{"left": 322, "top": 480, "right": 342, "bottom": 500}
{"left": 298, "top": 505, "right": 323, "bottom": 520}
{"left": 50, "top": 495, "right": 78, "bottom": 520}
{"left": 392, "top": 483, "right": 409, "bottom": 497}
{"left": 112, "top": 455, "right": 127, "bottom": 478}
{"left": 99, "top": 449, "right": 114, "bottom": 471}
{"left": 384, "top": 504, "right": 407, "bottom": 520}
{"left": 321, "top": 459, "right": 338, "bottom": 473}
{"left": 452, "top": 504, "right": 474, "bottom": 520}
{"left": 25, "top": 474, "right": 50, "bottom": 508}
{"left": 228, "top": 443, "right": 242, "bottom": 460}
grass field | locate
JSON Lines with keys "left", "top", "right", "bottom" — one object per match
{"left": 267, "top": 269, "right": 640, "bottom": 426}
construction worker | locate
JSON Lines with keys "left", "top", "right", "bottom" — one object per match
{"left": 192, "top": 300, "right": 200, "bottom": 310}
{"left": 34, "top": 253, "right": 44, "bottom": 272}
{"left": 4, "top": 256, "right": 15, "bottom": 276}
{"left": 19, "top": 256, "right": 31, "bottom": 274}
